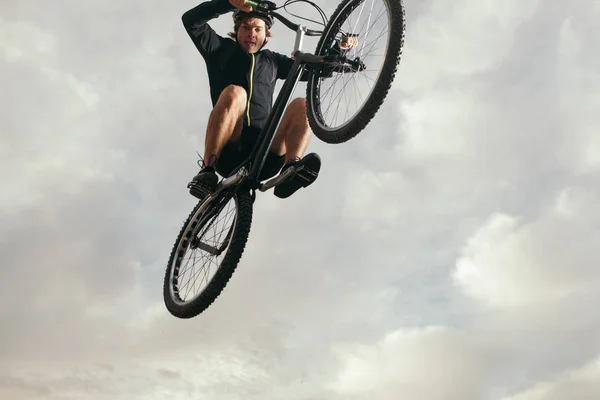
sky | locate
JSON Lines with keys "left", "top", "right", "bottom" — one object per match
{"left": 1, "top": 0, "right": 599, "bottom": 398}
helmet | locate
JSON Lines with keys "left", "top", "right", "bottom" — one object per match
{"left": 232, "top": 9, "right": 274, "bottom": 29}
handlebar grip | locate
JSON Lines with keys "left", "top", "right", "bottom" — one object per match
{"left": 244, "top": 0, "right": 258, "bottom": 7}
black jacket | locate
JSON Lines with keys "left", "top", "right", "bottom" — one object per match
{"left": 182, "top": 0, "right": 303, "bottom": 131}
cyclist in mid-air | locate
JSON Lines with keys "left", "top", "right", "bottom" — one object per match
{"left": 181, "top": 0, "right": 356, "bottom": 199}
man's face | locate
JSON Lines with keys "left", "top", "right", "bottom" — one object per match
{"left": 237, "top": 17, "right": 268, "bottom": 54}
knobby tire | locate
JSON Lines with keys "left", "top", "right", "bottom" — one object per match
{"left": 163, "top": 189, "right": 254, "bottom": 319}
{"left": 307, "top": 0, "right": 406, "bottom": 144}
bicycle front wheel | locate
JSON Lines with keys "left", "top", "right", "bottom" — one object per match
{"left": 163, "top": 189, "right": 253, "bottom": 319}
{"left": 307, "top": 0, "right": 405, "bottom": 144}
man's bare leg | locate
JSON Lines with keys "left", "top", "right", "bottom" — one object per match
{"left": 271, "top": 97, "right": 312, "bottom": 162}
{"left": 203, "top": 85, "right": 247, "bottom": 166}
{"left": 271, "top": 97, "right": 322, "bottom": 199}
{"left": 189, "top": 85, "right": 247, "bottom": 198}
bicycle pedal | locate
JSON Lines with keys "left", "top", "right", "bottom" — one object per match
{"left": 294, "top": 165, "right": 319, "bottom": 186}
{"left": 188, "top": 181, "right": 213, "bottom": 199}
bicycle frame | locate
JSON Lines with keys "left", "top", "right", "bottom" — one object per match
{"left": 221, "top": 9, "right": 326, "bottom": 192}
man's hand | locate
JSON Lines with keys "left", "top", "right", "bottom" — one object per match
{"left": 230, "top": 0, "right": 253, "bottom": 12}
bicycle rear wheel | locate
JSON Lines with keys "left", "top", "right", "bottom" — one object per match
{"left": 163, "top": 189, "right": 253, "bottom": 318}
{"left": 307, "top": 0, "right": 405, "bottom": 144}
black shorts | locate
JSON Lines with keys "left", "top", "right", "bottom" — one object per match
{"left": 215, "top": 126, "right": 285, "bottom": 181}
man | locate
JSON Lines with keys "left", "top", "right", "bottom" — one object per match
{"left": 181, "top": 0, "right": 321, "bottom": 199}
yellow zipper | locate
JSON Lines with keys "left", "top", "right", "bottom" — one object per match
{"left": 246, "top": 53, "right": 255, "bottom": 125}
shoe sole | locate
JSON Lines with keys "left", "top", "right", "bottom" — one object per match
{"left": 189, "top": 181, "right": 216, "bottom": 200}
{"left": 274, "top": 154, "right": 321, "bottom": 199}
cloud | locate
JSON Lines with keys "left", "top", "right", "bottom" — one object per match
{"left": 398, "top": 0, "right": 540, "bottom": 93}
{"left": 2, "top": 0, "right": 600, "bottom": 399}
{"left": 328, "top": 326, "right": 494, "bottom": 400}
{"left": 503, "top": 357, "right": 600, "bottom": 400}
{"left": 557, "top": 12, "right": 600, "bottom": 173}
{"left": 453, "top": 183, "right": 600, "bottom": 309}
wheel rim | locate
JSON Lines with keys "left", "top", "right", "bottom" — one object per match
{"left": 168, "top": 194, "right": 239, "bottom": 305}
{"left": 311, "top": 0, "right": 392, "bottom": 132}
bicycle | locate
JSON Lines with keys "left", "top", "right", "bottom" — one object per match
{"left": 163, "top": 0, "right": 406, "bottom": 318}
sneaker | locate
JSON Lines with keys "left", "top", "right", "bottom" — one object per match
{"left": 188, "top": 165, "right": 218, "bottom": 199}
{"left": 274, "top": 153, "right": 321, "bottom": 199}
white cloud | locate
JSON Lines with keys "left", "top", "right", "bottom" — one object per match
{"left": 452, "top": 183, "right": 600, "bottom": 309}
{"left": 0, "top": 19, "right": 56, "bottom": 60}
{"left": 328, "top": 326, "right": 493, "bottom": 400}
{"left": 396, "top": 89, "right": 483, "bottom": 158}
{"left": 0, "top": 20, "right": 116, "bottom": 215}
{"left": 503, "top": 356, "right": 600, "bottom": 400}
{"left": 557, "top": 14, "right": 600, "bottom": 173}
{"left": 399, "top": 0, "right": 540, "bottom": 93}
{"left": 2, "top": 356, "right": 271, "bottom": 400}
{"left": 2, "top": 0, "right": 600, "bottom": 398}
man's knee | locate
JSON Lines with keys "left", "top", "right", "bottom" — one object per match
{"left": 289, "top": 97, "right": 307, "bottom": 113}
{"left": 218, "top": 85, "right": 247, "bottom": 110}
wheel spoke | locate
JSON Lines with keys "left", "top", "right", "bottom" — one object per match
{"left": 308, "top": 0, "right": 400, "bottom": 138}
{"left": 165, "top": 193, "right": 244, "bottom": 307}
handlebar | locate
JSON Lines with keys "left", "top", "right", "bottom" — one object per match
{"left": 243, "top": 0, "right": 323, "bottom": 36}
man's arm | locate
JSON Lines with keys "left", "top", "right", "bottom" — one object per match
{"left": 182, "top": 0, "right": 236, "bottom": 57}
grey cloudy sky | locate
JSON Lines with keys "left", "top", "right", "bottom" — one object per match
{"left": 2, "top": 0, "right": 599, "bottom": 398}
